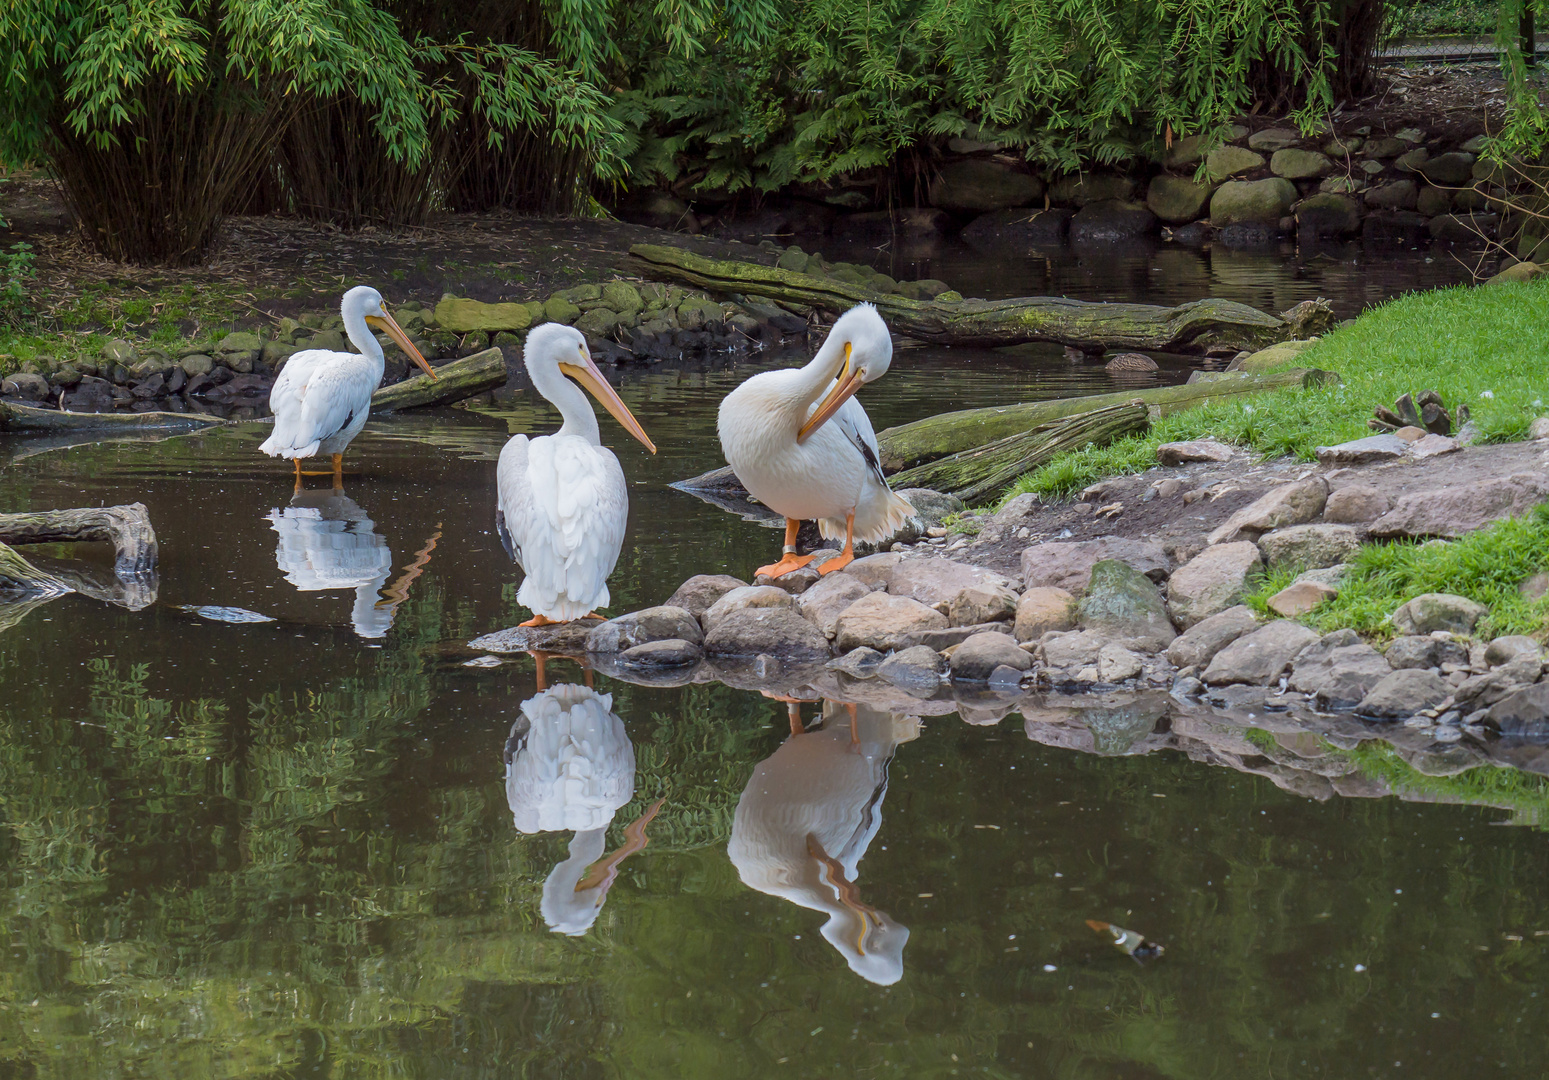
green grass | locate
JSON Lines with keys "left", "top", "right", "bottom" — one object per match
{"left": 1333, "top": 740, "right": 1549, "bottom": 826}
{"left": 1003, "top": 278, "right": 1549, "bottom": 503}
{"left": 1384, "top": 0, "right": 1500, "bottom": 39}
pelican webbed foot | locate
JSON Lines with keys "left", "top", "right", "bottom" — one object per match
{"left": 817, "top": 511, "right": 857, "bottom": 575}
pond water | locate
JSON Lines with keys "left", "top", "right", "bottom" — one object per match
{"left": 0, "top": 242, "right": 1543, "bottom": 1079}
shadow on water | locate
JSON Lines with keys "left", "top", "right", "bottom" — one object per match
{"left": 0, "top": 243, "right": 1541, "bottom": 1078}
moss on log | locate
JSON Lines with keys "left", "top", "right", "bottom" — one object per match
{"left": 889, "top": 402, "right": 1151, "bottom": 502}
{"left": 0, "top": 503, "right": 158, "bottom": 579}
{"left": 621, "top": 244, "right": 1289, "bottom": 354}
{"left": 876, "top": 367, "right": 1334, "bottom": 472}
{"left": 0, "top": 400, "right": 228, "bottom": 433}
{"left": 370, "top": 347, "right": 507, "bottom": 413}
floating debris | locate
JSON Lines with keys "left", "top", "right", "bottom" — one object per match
{"left": 463, "top": 655, "right": 505, "bottom": 668}
{"left": 178, "top": 605, "right": 275, "bottom": 624}
{"left": 1086, "top": 919, "right": 1165, "bottom": 962}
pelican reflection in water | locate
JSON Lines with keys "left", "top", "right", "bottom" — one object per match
{"left": 504, "top": 682, "right": 664, "bottom": 936}
{"left": 266, "top": 488, "right": 439, "bottom": 639}
{"left": 728, "top": 700, "right": 915, "bottom": 985}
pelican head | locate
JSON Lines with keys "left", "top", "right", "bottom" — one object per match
{"left": 524, "top": 323, "right": 656, "bottom": 453}
{"left": 343, "top": 285, "right": 438, "bottom": 381}
{"left": 797, "top": 303, "right": 893, "bottom": 443}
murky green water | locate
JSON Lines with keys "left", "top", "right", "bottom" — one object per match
{"left": 1, "top": 290, "right": 1546, "bottom": 1078}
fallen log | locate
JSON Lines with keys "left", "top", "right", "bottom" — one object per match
{"left": 888, "top": 402, "right": 1151, "bottom": 503}
{"left": 621, "top": 244, "right": 1289, "bottom": 354}
{"left": 876, "top": 368, "right": 1337, "bottom": 472}
{"left": 0, "top": 542, "right": 70, "bottom": 596}
{"left": 0, "top": 400, "right": 228, "bottom": 433}
{"left": 370, "top": 347, "right": 507, "bottom": 414}
{"left": 0, "top": 503, "right": 158, "bottom": 579}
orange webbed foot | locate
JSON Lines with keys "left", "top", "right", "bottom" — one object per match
{"left": 755, "top": 552, "right": 819, "bottom": 579}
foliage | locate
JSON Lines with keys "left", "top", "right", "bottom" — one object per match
{"left": 1003, "top": 277, "right": 1549, "bottom": 502}
{"left": 0, "top": 239, "right": 33, "bottom": 328}
{"left": 1332, "top": 738, "right": 1549, "bottom": 826}
{"left": 1383, "top": 0, "right": 1501, "bottom": 37}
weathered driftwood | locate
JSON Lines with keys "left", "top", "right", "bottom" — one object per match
{"left": 621, "top": 244, "right": 1289, "bottom": 354}
{"left": 889, "top": 402, "right": 1151, "bottom": 502}
{"left": 0, "top": 503, "right": 159, "bottom": 579}
{"left": 0, "top": 400, "right": 228, "bottom": 433}
{"left": 876, "top": 367, "right": 1335, "bottom": 472}
{"left": 0, "top": 542, "right": 70, "bottom": 596}
{"left": 370, "top": 347, "right": 507, "bottom": 413}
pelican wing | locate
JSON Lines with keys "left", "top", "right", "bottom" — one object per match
{"left": 261, "top": 351, "right": 374, "bottom": 459}
{"left": 497, "top": 432, "right": 629, "bottom": 621}
{"left": 834, "top": 396, "right": 889, "bottom": 489}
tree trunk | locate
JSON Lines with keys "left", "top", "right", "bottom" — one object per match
{"left": 620, "top": 244, "right": 1291, "bottom": 354}
{"left": 0, "top": 400, "right": 229, "bottom": 433}
{"left": 0, "top": 504, "right": 159, "bottom": 579}
{"left": 370, "top": 348, "right": 509, "bottom": 413}
{"left": 888, "top": 403, "right": 1151, "bottom": 502}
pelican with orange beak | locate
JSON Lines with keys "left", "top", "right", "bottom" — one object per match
{"left": 718, "top": 303, "right": 913, "bottom": 578}
{"left": 261, "top": 284, "right": 438, "bottom": 487}
{"left": 496, "top": 323, "right": 657, "bottom": 625}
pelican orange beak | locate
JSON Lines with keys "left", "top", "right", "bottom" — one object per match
{"left": 559, "top": 346, "right": 657, "bottom": 453}
{"left": 365, "top": 311, "right": 437, "bottom": 380}
{"left": 798, "top": 342, "right": 863, "bottom": 443}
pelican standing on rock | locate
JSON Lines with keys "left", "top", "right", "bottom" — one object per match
{"left": 718, "top": 303, "right": 913, "bottom": 579}
{"left": 497, "top": 324, "right": 656, "bottom": 626}
{"left": 261, "top": 285, "right": 437, "bottom": 487}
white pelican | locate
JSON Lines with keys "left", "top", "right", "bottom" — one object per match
{"left": 504, "top": 682, "right": 663, "bottom": 936}
{"left": 261, "top": 285, "right": 437, "bottom": 486}
{"left": 717, "top": 303, "right": 913, "bottom": 579}
{"left": 727, "top": 700, "right": 915, "bottom": 985}
{"left": 496, "top": 323, "right": 656, "bottom": 626}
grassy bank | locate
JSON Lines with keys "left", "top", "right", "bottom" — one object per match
{"left": 1004, "top": 277, "right": 1549, "bottom": 502}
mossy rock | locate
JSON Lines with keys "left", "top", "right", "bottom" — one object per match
{"left": 1204, "top": 145, "right": 1265, "bottom": 182}
{"left": 575, "top": 308, "right": 623, "bottom": 336}
{"left": 1146, "top": 175, "right": 1212, "bottom": 224}
{"left": 542, "top": 296, "right": 582, "bottom": 325}
{"left": 559, "top": 284, "right": 602, "bottom": 303}
{"left": 434, "top": 296, "right": 533, "bottom": 333}
{"left": 602, "top": 281, "right": 644, "bottom": 315}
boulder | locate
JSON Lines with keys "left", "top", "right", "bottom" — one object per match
{"left": 433, "top": 297, "right": 533, "bottom": 333}
{"left": 1485, "top": 635, "right": 1543, "bottom": 667}
{"left": 894, "top": 622, "right": 1008, "bottom": 651}
{"left": 1166, "top": 542, "right": 1262, "bottom": 629}
{"left": 878, "top": 645, "right": 947, "bottom": 694}
{"left": 702, "top": 585, "right": 794, "bottom": 633}
{"left": 1288, "top": 629, "right": 1392, "bottom": 708}
{"left": 1266, "top": 580, "right": 1337, "bottom": 617}
{"left": 795, "top": 573, "right": 875, "bottom": 638}
{"left": 620, "top": 639, "right": 702, "bottom": 668}
{"left": 0, "top": 372, "right": 49, "bottom": 401}
{"left": 1452, "top": 655, "right": 1545, "bottom": 712}
{"left": 1487, "top": 683, "right": 1549, "bottom": 735}
{"left": 180, "top": 353, "right": 215, "bottom": 378}
{"left": 1356, "top": 669, "right": 1452, "bottom": 718}
{"left": 1201, "top": 620, "right": 1319, "bottom": 686}
{"left": 1146, "top": 176, "right": 1212, "bottom": 224}
{"left": 1097, "top": 643, "right": 1144, "bottom": 683}
{"left": 1210, "top": 178, "right": 1297, "bottom": 225}
{"left": 893, "top": 488, "right": 964, "bottom": 529}
{"left": 1156, "top": 439, "right": 1233, "bottom": 465}
{"left": 948, "top": 584, "right": 1019, "bottom": 627}
{"left": 1390, "top": 593, "right": 1488, "bottom": 636}
{"left": 1409, "top": 433, "right": 1460, "bottom": 460}
{"left": 833, "top": 591, "right": 948, "bottom": 653}
{"left": 586, "top": 605, "right": 702, "bottom": 652}
{"left": 1039, "top": 629, "right": 1107, "bottom": 669}
{"left": 1166, "top": 605, "right": 1259, "bottom": 668}
{"left": 1013, "top": 586, "right": 1075, "bottom": 642}
{"left": 843, "top": 552, "right": 903, "bottom": 588}
{"left": 1204, "top": 146, "right": 1266, "bottom": 182}
{"left": 1369, "top": 474, "right": 1549, "bottom": 540}
{"left": 1418, "top": 151, "right": 1476, "bottom": 186}
{"left": 1364, "top": 137, "right": 1408, "bottom": 159}
{"left": 1208, "top": 478, "right": 1329, "bottom": 544}
{"left": 1384, "top": 635, "right": 1467, "bottom": 670}
{"left": 1416, "top": 185, "right": 1452, "bottom": 217}
{"left": 1164, "top": 135, "right": 1205, "bottom": 168}
{"left": 101, "top": 338, "right": 138, "bottom": 366}
{"left": 949, "top": 632, "right": 1035, "bottom": 682}
{"left": 961, "top": 208, "right": 1072, "bottom": 247}
{"left": 1069, "top": 200, "right": 1157, "bottom": 242}
{"left": 1429, "top": 213, "right": 1498, "bottom": 243}
{"left": 665, "top": 574, "right": 749, "bottom": 618}
{"left": 1295, "top": 193, "right": 1362, "bottom": 236}
{"left": 702, "top": 607, "right": 831, "bottom": 659}
{"left": 542, "top": 296, "right": 581, "bottom": 325}
{"left": 828, "top": 647, "right": 886, "bottom": 678}
{"left": 1021, "top": 537, "right": 1170, "bottom": 595}
{"left": 1316, "top": 434, "right": 1409, "bottom": 466}
{"left": 1077, "top": 560, "right": 1176, "bottom": 651}
{"left": 929, "top": 160, "right": 1044, "bottom": 212}
{"left": 888, "top": 558, "right": 1013, "bottom": 606}
{"left": 1324, "top": 485, "right": 1393, "bottom": 523}
{"left": 1048, "top": 174, "right": 1136, "bottom": 206}
{"left": 601, "top": 282, "right": 644, "bottom": 316}
{"left": 1248, "top": 127, "right": 1301, "bottom": 151}
{"left": 1257, "top": 523, "right": 1363, "bottom": 571}
{"left": 1270, "top": 148, "right": 1332, "bottom": 179}
{"left": 1364, "top": 180, "right": 1419, "bottom": 210}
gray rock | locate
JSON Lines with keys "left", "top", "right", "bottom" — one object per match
{"left": 1430, "top": 213, "right": 1498, "bottom": 243}
{"left": 180, "top": 354, "right": 215, "bottom": 378}
{"left": 1288, "top": 629, "right": 1392, "bottom": 708}
{"left": 1270, "top": 148, "right": 1332, "bottom": 179}
{"left": 1454, "top": 655, "right": 1545, "bottom": 711}
{"left": 1487, "top": 683, "right": 1549, "bottom": 735}
{"left": 666, "top": 574, "right": 749, "bottom": 618}
{"left": 893, "top": 488, "right": 964, "bottom": 528}
{"left": 949, "top": 632, "right": 1035, "bottom": 682}
{"left": 1021, "top": 537, "right": 1170, "bottom": 594}
{"left": 1418, "top": 151, "right": 1476, "bottom": 186}
{"left": 1257, "top": 523, "right": 1363, "bottom": 571}
{"left": 1248, "top": 127, "right": 1301, "bottom": 151}
{"left": 1048, "top": 173, "right": 1136, "bottom": 206}
{"left": 976, "top": 492, "right": 1041, "bottom": 544}
{"left": 586, "top": 605, "right": 702, "bottom": 652}
{"left": 702, "top": 585, "right": 794, "bottom": 633}
{"left": 1384, "top": 635, "right": 1467, "bottom": 670}
{"left": 702, "top": 607, "right": 832, "bottom": 659}
{"left": 1166, "top": 605, "right": 1259, "bottom": 668}
{"left": 1097, "top": 643, "right": 1144, "bottom": 683}
{"left": 1409, "top": 433, "right": 1459, "bottom": 459}
{"left": 888, "top": 557, "right": 1013, "bottom": 606}
{"left": 1, "top": 372, "right": 49, "bottom": 401}
{"left": 620, "top": 638, "right": 702, "bottom": 667}
{"left": 1357, "top": 669, "right": 1452, "bottom": 718}
{"left": 1208, "top": 477, "right": 1329, "bottom": 544}
{"left": 1324, "top": 485, "right": 1392, "bottom": 523}
{"left": 833, "top": 591, "right": 948, "bottom": 653}
{"left": 755, "top": 549, "right": 840, "bottom": 595}
{"left": 1014, "top": 586, "right": 1075, "bottom": 642}
{"left": 844, "top": 552, "right": 902, "bottom": 588}
{"left": 929, "top": 159, "right": 1043, "bottom": 212}
{"left": 1202, "top": 620, "right": 1320, "bottom": 686}
{"left": 1364, "top": 179, "right": 1419, "bottom": 210}
{"left": 948, "top": 584, "right": 1019, "bottom": 627}
{"left": 1370, "top": 474, "right": 1549, "bottom": 540}
{"left": 1039, "top": 629, "right": 1108, "bottom": 669}
{"left": 101, "top": 338, "right": 138, "bottom": 365}
{"left": 877, "top": 645, "right": 947, "bottom": 695}
{"left": 1295, "top": 192, "right": 1362, "bottom": 236}
{"left": 827, "top": 647, "right": 886, "bottom": 677}
{"left": 894, "top": 622, "right": 1011, "bottom": 651}
{"left": 795, "top": 573, "right": 875, "bottom": 638}
{"left": 1145, "top": 176, "right": 1212, "bottom": 224}
{"left": 1314, "top": 434, "right": 1409, "bottom": 465}
{"left": 1077, "top": 559, "right": 1176, "bottom": 651}
{"left": 1069, "top": 200, "right": 1157, "bottom": 242}
{"left": 1210, "top": 178, "right": 1297, "bottom": 224}
{"left": 1156, "top": 438, "right": 1234, "bottom": 465}
{"left": 1166, "top": 542, "right": 1263, "bottom": 629}
{"left": 1390, "top": 593, "right": 1488, "bottom": 636}
{"left": 1485, "top": 636, "right": 1543, "bottom": 667}
{"left": 1204, "top": 145, "right": 1266, "bottom": 181}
